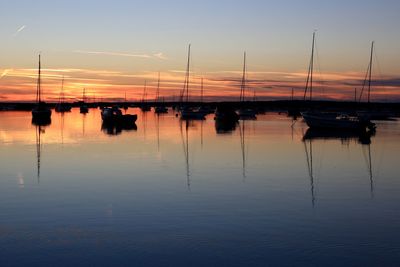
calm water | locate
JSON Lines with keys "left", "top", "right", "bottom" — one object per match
{"left": 0, "top": 108, "right": 399, "bottom": 266}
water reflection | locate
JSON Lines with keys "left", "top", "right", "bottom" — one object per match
{"left": 239, "top": 120, "right": 247, "bottom": 180}
{"left": 35, "top": 124, "right": 45, "bottom": 183}
{"left": 303, "top": 128, "right": 375, "bottom": 145}
{"left": 180, "top": 119, "right": 192, "bottom": 190}
{"left": 303, "top": 138, "right": 316, "bottom": 207}
{"left": 101, "top": 121, "right": 138, "bottom": 136}
{"left": 302, "top": 127, "right": 377, "bottom": 206}
{"left": 215, "top": 119, "right": 238, "bottom": 134}
{"left": 363, "top": 143, "right": 374, "bottom": 198}
{"left": 1, "top": 111, "right": 400, "bottom": 266}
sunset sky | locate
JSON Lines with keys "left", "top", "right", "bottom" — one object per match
{"left": 1, "top": 0, "right": 400, "bottom": 102}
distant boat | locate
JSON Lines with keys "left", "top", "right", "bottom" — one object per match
{"left": 80, "top": 88, "right": 89, "bottom": 114}
{"left": 237, "top": 52, "right": 256, "bottom": 120}
{"left": 154, "top": 72, "right": 168, "bottom": 114}
{"left": 180, "top": 45, "right": 206, "bottom": 120}
{"left": 300, "top": 32, "right": 374, "bottom": 130}
{"left": 198, "top": 77, "right": 215, "bottom": 115}
{"left": 55, "top": 75, "right": 72, "bottom": 113}
{"left": 101, "top": 106, "right": 137, "bottom": 124}
{"left": 123, "top": 91, "right": 129, "bottom": 111}
{"left": 140, "top": 81, "right": 151, "bottom": 112}
{"left": 32, "top": 54, "right": 52, "bottom": 124}
{"left": 302, "top": 111, "right": 375, "bottom": 130}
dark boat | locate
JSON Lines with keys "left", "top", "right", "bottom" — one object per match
{"left": 32, "top": 55, "right": 52, "bottom": 122}
{"left": 101, "top": 106, "right": 137, "bottom": 125}
{"left": 80, "top": 88, "right": 89, "bottom": 114}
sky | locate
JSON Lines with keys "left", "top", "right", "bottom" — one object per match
{"left": 1, "top": 0, "right": 400, "bottom": 102}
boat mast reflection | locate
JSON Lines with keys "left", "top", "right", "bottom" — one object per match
{"left": 302, "top": 127, "right": 376, "bottom": 205}
{"left": 33, "top": 121, "right": 50, "bottom": 184}
{"left": 239, "top": 120, "right": 247, "bottom": 181}
{"left": 363, "top": 142, "right": 374, "bottom": 198}
{"left": 180, "top": 119, "right": 191, "bottom": 190}
{"left": 303, "top": 139, "right": 316, "bottom": 207}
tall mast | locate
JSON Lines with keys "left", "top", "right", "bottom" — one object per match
{"left": 368, "top": 41, "right": 374, "bottom": 104}
{"left": 82, "top": 88, "right": 85, "bottom": 102}
{"left": 156, "top": 72, "right": 161, "bottom": 102}
{"left": 36, "top": 54, "right": 41, "bottom": 103}
{"left": 200, "top": 77, "right": 204, "bottom": 103}
{"left": 240, "top": 52, "right": 247, "bottom": 102}
{"left": 142, "top": 80, "right": 147, "bottom": 103}
{"left": 60, "top": 75, "right": 64, "bottom": 104}
{"left": 184, "top": 44, "right": 191, "bottom": 103}
{"left": 304, "top": 31, "right": 316, "bottom": 101}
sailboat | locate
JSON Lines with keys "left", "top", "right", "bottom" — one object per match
{"left": 198, "top": 77, "right": 214, "bottom": 114}
{"left": 80, "top": 88, "right": 89, "bottom": 114}
{"left": 357, "top": 42, "right": 394, "bottom": 120}
{"left": 301, "top": 32, "right": 375, "bottom": 130}
{"left": 32, "top": 55, "right": 52, "bottom": 123}
{"left": 237, "top": 52, "right": 257, "bottom": 119}
{"left": 140, "top": 81, "right": 151, "bottom": 112}
{"left": 123, "top": 91, "right": 129, "bottom": 111}
{"left": 55, "top": 75, "right": 72, "bottom": 112}
{"left": 154, "top": 72, "right": 168, "bottom": 114}
{"left": 180, "top": 44, "right": 206, "bottom": 120}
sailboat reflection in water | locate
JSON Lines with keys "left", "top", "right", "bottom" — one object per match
{"left": 34, "top": 124, "right": 48, "bottom": 184}
{"left": 180, "top": 120, "right": 191, "bottom": 190}
{"left": 239, "top": 120, "right": 248, "bottom": 181}
{"left": 302, "top": 128, "right": 376, "bottom": 206}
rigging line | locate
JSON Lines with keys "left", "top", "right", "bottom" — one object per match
{"left": 314, "top": 38, "right": 326, "bottom": 99}
{"left": 358, "top": 63, "right": 371, "bottom": 102}
{"left": 373, "top": 49, "right": 387, "bottom": 101}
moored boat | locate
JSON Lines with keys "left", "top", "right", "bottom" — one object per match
{"left": 32, "top": 55, "right": 52, "bottom": 122}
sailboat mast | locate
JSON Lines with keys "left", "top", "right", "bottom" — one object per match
{"left": 310, "top": 32, "right": 315, "bottom": 101}
{"left": 60, "top": 75, "right": 64, "bottom": 104}
{"left": 201, "top": 77, "right": 204, "bottom": 103}
{"left": 240, "top": 52, "right": 247, "bottom": 102}
{"left": 143, "top": 81, "right": 147, "bottom": 103}
{"left": 368, "top": 41, "right": 374, "bottom": 104}
{"left": 303, "top": 32, "right": 315, "bottom": 101}
{"left": 157, "top": 72, "right": 161, "bottom": 102}
{"left": 37, "top": 55, "right": 41, "bottom": 103}
{"left": 185, "top": 44, "right": 191, "bottom": 103}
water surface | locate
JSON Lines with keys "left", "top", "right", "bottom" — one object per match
{"left": 0, "top": 109, "right": 399, "bottom": 266}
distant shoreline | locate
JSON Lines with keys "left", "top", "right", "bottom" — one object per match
{"left": 1, "top": 100, "right": 400, "bottom": 114}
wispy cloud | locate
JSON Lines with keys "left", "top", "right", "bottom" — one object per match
{"left": 153, "top": 52, "right": 167, "bottom": 60}
{"left": 1, "top": 69, "right": 11, "bottom": 79}
{"left": 73, "top": 50, "right": 167, "bottom": 60}
{"left": 13, "top": 25, "right": 26, "bottom": 37}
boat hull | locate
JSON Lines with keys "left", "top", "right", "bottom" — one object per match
{"left": 302, "top": 112, "right": 371, "bottom": 130}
